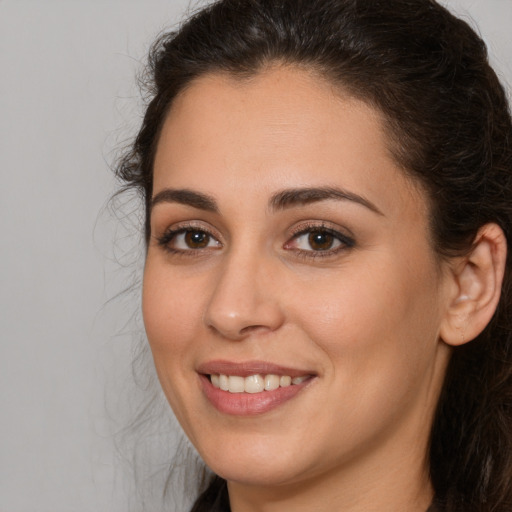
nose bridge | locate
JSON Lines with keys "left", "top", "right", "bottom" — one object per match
{"left": 204, "top": 241, "right": 284, "bottom": 340}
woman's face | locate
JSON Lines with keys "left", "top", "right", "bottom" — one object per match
{"left": 143, "top": 66, "right": 452, "bottom": 492}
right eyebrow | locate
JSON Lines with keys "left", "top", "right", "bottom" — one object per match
{"left": 150, "top": 188, "right": 219, "bottom": 213}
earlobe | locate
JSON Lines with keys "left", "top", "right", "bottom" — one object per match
{"left": 440, "top": 223, "right": 507, "bottom": 347}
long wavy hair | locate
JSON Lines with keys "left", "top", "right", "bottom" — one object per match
{"left": 115, "top": 1, "right": 512, "bottom": 510}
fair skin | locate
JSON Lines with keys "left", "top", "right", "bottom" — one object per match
{"left": 143, "top": 66, "right": 506, "bottom": 512}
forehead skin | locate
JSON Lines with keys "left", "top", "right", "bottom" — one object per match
{"left": 153, "top": 65, "right": 428, "bottom": 230}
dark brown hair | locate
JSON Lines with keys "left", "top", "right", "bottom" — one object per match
{"left": 116, "top": 1, "right": 512, "bottom": 510}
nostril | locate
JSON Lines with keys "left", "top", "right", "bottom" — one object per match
{"left": 240, "top": 324, "right": 270, "bottom": 335}
{"left": 206, "top": 321, "right": 267, "bottom": 340}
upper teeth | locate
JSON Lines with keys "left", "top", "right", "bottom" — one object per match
{"left": 210, "top": 374, "right": 308, "bottom": 393}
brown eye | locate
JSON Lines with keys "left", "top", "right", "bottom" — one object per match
{"left": 184, "top": 230, "right": 210, "bottom": 248}
{"left": 157, "top": 227, "right": 221, "bottom": 253}
{"left": 308, "top": 231, "right": 335, "bottom": 251}
{"left": 285, "top": 226, "right": 355, "bottom": 256}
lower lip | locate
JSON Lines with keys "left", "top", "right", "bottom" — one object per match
{"left": 199, "top": 375, "right": 313, "bottom": 416}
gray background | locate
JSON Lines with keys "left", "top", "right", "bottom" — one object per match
{"left": 0, "top": 1, "right": 511, "bottom": 511}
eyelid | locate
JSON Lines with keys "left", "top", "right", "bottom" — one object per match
{"left": 288, "top": 220, "right": 355, "bottom": 240}
{"left": 155, "top": 221, "right": 223, "bottom": 253}
{"left": 284, "top": 221, "right": 356, "bottom": 256}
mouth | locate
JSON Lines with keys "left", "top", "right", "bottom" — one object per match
{"left": 197, "top": 361, "right": 316, "bottom": 415}
{"left": 209, "top": 373, "right": 311, "bottom": 393}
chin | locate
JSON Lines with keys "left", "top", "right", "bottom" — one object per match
{"left": 211, "top": 460, "right": 302, "bottom": 487}
{"left": 196, "top": 434, "right": 316, "bottom": 487}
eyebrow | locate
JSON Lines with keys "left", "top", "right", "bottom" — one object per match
{"left": 269, "top": 186, "right": 383, "bottom": 215}
{"left": 150, "top": 185, "right": 383, "bottom": 216}
{"left": 151, "top": 188, "right": 219, "bottom": 212}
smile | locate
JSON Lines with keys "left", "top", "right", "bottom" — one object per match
{"left": 210, "top": 373, "right": 309, "bottom": 393}
{"left": 198, "top": 361, "right": 316, "bottom": 415}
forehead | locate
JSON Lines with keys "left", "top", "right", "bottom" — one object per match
{"left": 153, "top": 65, "right": 425, "bottom": 218}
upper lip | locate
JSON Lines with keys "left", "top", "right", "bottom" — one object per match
{"left": 197, "top": 360, "right": 316, "bottom": 378}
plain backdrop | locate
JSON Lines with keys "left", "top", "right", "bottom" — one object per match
{"left": 0, "top": 1, "right": 511, "bottom": 511}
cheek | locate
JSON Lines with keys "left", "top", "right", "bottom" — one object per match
{"left": 281, "top": 263, "right": 443, "bottom": 461}
{"left": 142, "top": 262, "right": 204, "bottom": 369}
{"left": 288, "top": 253, "right": 442, "bottom": 388}
{"left": 142, "top": 262, "right": 208, "bottom": 434}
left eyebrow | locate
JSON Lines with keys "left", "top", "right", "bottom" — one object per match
{"left": 269, "top": 186, "right": 384, "bottom": 216}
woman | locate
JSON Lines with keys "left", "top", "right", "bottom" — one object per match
{"left": 116, "top": 0, "right": 512, "bottom": 510}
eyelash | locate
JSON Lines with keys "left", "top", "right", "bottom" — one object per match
{"left": 156, "top": 224, "right": 221, "bottom": 256}
{"left": 286, "top": 223, "right": 355, "bottom": 259}
{"left": 155, "top": 222, "right": 355, "bottom": 259}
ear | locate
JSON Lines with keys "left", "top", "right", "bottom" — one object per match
{"left": 440, "top": 223, "right": 507, "bottom": 347}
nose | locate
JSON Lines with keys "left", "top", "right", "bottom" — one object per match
{"left": 203, "top": 250, "right": 285, "bottom": 341}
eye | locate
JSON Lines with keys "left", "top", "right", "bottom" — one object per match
{"left": 157, "top": 227, "right": 221, "bottom": 253}
{"left": 298, "top": 231, "right": 339, "bottom": 251}
{"left": 179, "top": 230, "right": 213, "bottom": 249}
{"left": 285, "top": 225, "right": 355, "bottom": 256}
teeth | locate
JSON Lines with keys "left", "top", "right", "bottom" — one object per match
{"left": 264, "top": 374, "right": 280, "bottom": 391}
{"left": 219, "top": 374, "right": 229, "bottom": 391}
{"left": 228, "top": 375, "right": 245, "bottom": 393}
{"left": 280, "top": 375, "right": 291, "bottom": 387}
{"left": 211, "top": 374, "right": 220, "bottom": 388}
{"left": 210, "top": 373, "right": 309, "bottom": 393}
{"left": 244, "top": 374, "right": 265, "bottom": 393}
